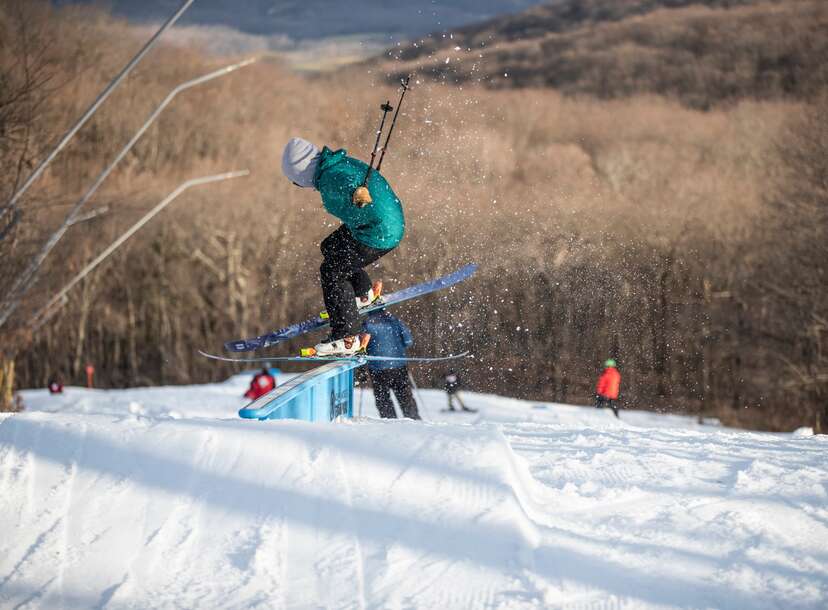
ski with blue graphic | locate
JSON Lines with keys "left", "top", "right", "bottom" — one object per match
{"left": 223, "top": 263, "right": 478, "bottom": 353}
{"left": 199, "top": 350, "right": 470, "bottom": 364}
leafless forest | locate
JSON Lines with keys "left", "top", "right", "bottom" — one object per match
{"left": 1, "top": 1, "right": 825, "bottom": 431}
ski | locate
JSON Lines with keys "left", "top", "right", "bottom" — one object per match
{"left": 198, "top": 349, "right": 470, "bottom": 364}
{"left": 223, "top": 263, "right": 478, "bottom": 353}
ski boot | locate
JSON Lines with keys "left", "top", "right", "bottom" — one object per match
{"left": 301, "top": 333, "right": 371, "bottom": 358}
{"left": 318, "top": 281, "right": 383, "bottom": 322}
{"left": 356, "top": 280, "right": 383, "bottom": 310}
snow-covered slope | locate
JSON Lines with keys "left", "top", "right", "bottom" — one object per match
{"left": 1, "top": 375, "right": 826, "bottom": 609}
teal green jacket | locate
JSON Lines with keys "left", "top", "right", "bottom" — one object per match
{"left": 313, "top": 146, "right": 405, "bottom": 250}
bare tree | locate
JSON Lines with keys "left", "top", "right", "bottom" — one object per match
{"left": 757, "top": 94, "right": 828, "bottom": 432}
{"left": 0, "top": 0, "right": 59, "bottom": 410}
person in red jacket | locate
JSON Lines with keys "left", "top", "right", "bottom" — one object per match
{"left": 244, "top": 368, "right": 276, "bottom": 401}
{"left": 595, "top": 359, "right": 621, "bottom": 418}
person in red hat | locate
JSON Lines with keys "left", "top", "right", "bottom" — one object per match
{"left": 48, "top": 375, "right": 64, "bottom": 395}
{"left": 244, "top": 367, "right": 276, "bottom": 401}
{"left": 595, "top": 359, "right": 621, "bottom": 418}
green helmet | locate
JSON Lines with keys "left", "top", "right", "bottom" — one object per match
{"left": 604, "top": 359, "right": 617, "bottom": 368}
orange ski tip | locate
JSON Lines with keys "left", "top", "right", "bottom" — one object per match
{"left": 300, "top": 347, "right": 317, "bottom": 357}
{"left": 359, "top": 333, "right": 371, "bottom": 350}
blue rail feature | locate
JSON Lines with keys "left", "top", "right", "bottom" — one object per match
{"left": 238, "top": 359, "right": 363, "bottom": 422}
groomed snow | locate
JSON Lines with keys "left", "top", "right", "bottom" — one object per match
{"left": 1, "top": 373, "right": 826, "bottom": 609}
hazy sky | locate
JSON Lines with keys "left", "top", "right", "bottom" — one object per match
{"left": 55, "top": 0, "right": 550, "bottom": 41}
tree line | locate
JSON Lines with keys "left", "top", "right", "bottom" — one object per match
{"left": 1, "top": 1, "right": 825, "bottom": 431}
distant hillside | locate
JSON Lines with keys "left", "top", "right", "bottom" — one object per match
{"left": 373, "top": 0, "right": 828, "bottom": 108}
{"left": 55, "top": 0, "right": 552, "bottom": 70}
{"left": 55, "top": 0, "right": 550, "bottom": 41}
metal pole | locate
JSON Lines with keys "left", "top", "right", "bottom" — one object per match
{"left": 407, "top": 369, "right": 425, "bottom": 416}
{"left": 30, "top": 170, "right": 249, "bottom": 330}
{"left": 375, "top": 75, "right": 411, "bottom": 172}
{"left": 0, "top": 56, "right": 258, "bottom": 331}
{"left": 0, "top": 0, "right": 196, "bottom": 225}
{"left": 363, "top": 100, "right": 393, "bottom": 185}
{"left": 352, "top": 80, "right": 409, "bottom": 207}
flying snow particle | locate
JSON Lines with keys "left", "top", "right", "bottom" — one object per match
{"left": 445, "top": 57, "right": 451, "bottom": 64}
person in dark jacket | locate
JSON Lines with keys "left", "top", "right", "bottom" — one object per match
{"left": 281, "top": 137, "right": 405, "bottom": 357}
{"left": 362, "top": 309, "right": 420, "bottom": 420}
{"left": 595, "top": 359, "right": 621, "bottom": 418}
{"left": 443, "top": 369, "right": 475, "bottom": 412}
{"left": 244, "top": 367, "right": 276, "bottom": 401}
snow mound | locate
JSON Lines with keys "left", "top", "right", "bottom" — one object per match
{"left": 1, "top": 380, "right": 826, "bottom": 609}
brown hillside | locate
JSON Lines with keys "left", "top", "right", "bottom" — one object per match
{"left": 372, "top": 0, "right": 828, "bottom": 108}
{"left": 2, "top": 2, "right": 825, "bottom": 431}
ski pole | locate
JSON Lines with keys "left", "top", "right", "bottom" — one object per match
{"left": 368, "top": 101, "right": 393, "bottom": 178}
{"left": 376, "top": 75, "right": 411, "bottom": 173}
{"left": 352, "top": 100, "right": 393, "bottom": 207}
{"left": 407, "top": 369, "right": 425, "bottom": 415}
{"left": 352, "top": 76, "right": 411, "bottom": 207}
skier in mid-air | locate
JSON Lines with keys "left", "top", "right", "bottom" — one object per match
{"left": 280, "top": 136, "right": 405, "bottom": 356}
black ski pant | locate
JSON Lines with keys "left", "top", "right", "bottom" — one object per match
{"left": 369, "top": 366, "right": 420, "bottom": 420}
{"left": 447, "top": 391, "right": 469, "bottom": 411}
{"left": 320, "top": 226, "right": 391, "bottom": 340}
{"left": 595, "top": 395, "right": 619, "bottom": 418}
